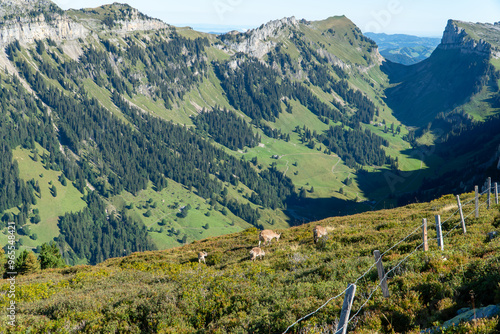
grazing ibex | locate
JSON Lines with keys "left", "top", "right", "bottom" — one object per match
{"left": 250, "top": 247, "right": 265, "bottom": 261}
{"left": 313, "top": 225, "right": 328, "bottom": 243}
{"left": 259, "top": 229, "right": 281, "bottom": 247}
{"left": 198, "top": 251, "right": 208, "bottom": 264}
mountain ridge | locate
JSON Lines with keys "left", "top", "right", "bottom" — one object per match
{"left": 0, "top": 2, "right": 401, "bottom": 263}
{"left": 0, "top": 0, "right": 499, "bottom": 268}
{"left": 382, "top": 19, "right": 500, "bottom": 127}
{"left": 438, "top": 19, "right": 499, "bottom": 55}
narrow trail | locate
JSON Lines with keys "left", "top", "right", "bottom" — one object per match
{"left": 283, "top": 160, "right": 290, "bottom": 176}
{"left": 331, "top": 157, "right": 342, "bottom": 174}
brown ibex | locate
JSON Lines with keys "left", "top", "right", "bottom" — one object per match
{"left": 250, "top": 247, "right": 265, "bottom": 261}
{"left": 198, "top": 251, "right": 208, "bottom": 264}
{"left": 259, "top": 229, "right": 281, "bottom": 247}
{"left": 313, "top": 225, "right": 328, "bottom": 243}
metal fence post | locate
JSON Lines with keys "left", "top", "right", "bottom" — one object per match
{"left": 456, "top": 195, "right": 466, "bottom": 234}
{"left": 422, "top": 218, "right": 428, "bottom": 251}
{"left": 475, "top": 186, "right": 479, "bottom": 218}
{"left": 435, "top": 215, "right": 443, "bottom": 251}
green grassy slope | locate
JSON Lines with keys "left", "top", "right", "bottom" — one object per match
{"left": 454, "top": 20, "right": 500, "bottom": 47}
{"left": 1, "top": 146, "right": 87, "bottom": 250}
{"left": 3, "top": 190, "right": 500, "bottom": 333}
{"left": 109, "top": 180, "right": 255, "bottom": 249}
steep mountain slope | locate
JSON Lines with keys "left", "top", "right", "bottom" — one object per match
{"left": 383, "top": 20, "right": 500, "bottom": 127}
{"left": 0, "top": 1, "right": 409, "bottom": 265}
{"left": 379, "top": 20, "right": 500, "bottom": 204}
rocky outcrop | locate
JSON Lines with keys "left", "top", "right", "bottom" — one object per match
{"left": 0, "top": 14, "right": 88, "bottom": 48}
{"left": 438, "top": 20, "right": 499, "bottom": 57}
{"left": 422, "top": 305, "right": 500, "bottom": 333}
{"left": 223, "top": 17, "right": 299, "bottom": 59}
{"left": 317, "top": 48, "right": 350, "bottom": 69}
{"left": 110, "top": 5, "right": 169, "bottom": 34}
{"left": 0, "top": 2, "right": 168, "bottom": 49}
{"left": 0, "top": 0, "right": 53, "bottom": 17}
{"left": 113, "top": 18, "right": 168, "bottom": 34}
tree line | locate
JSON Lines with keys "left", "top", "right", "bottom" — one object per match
{"left": 193, "top": 107, "right": 260, "bottom": 150}
{"left": 10, "top": 41, "right": 296, "bottom": 228}
{"left": 58, "top": 192, "right": 156, "bottom": 265}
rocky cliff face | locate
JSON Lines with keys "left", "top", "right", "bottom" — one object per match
{"left": 113, "top": 18, "right": 168, "bottom": 34}
{"left": 222, "top": 17, "right": 299, "bottom": 59}
{"left": 438, "top": 20, "right": 500, "bottom": 57}
{"left": 0, "top": 14, "right": 88, "bottom": 48}
{"left": 0, "top": 0, "right": 52, "bottom": 17}
{"left": 108, "top": 4, "right": 169, "bottom": 34}
{"left": 0, "top": 0, "right": 88, "bottom": 48}
{"left": 0, "top": 1, "right": 169, "bottom": 49}
{"left": 112, "top": 16, "right": 169, "bottom": 34}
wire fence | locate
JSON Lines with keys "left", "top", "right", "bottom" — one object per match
{"left": 283, "top": 180, "right": 498, "bottom": 334}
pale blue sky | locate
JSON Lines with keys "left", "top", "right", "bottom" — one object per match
{"left": 54, "top": 0, "right": 500, "bottom": 36}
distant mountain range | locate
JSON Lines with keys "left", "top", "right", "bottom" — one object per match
{"left": 365, "top": 32, "right": 441, "bottom": 65}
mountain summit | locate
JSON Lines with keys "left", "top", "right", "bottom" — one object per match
{"left": 383, "top": 19, "right": 500, "bottom": 127}
{"left": 439, "top": 19, "right": 500, "bottom": 55}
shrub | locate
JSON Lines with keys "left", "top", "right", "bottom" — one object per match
{"left": 206, "top": 252, "right": 223, "bottom": 266}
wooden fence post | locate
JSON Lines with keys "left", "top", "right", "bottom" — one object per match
{"left": 422, "top": 218, "right": 428, "bottom": 251}
{"left": 475, "top": 186, "right": 479, "bottom": 218}
{"left": 488, "top": 177, "right": 492, "bottom": 209}
{"left": 336, "top": 284, "right": 356, "bottom": 334}
{"left": 373, "top": 250, "right": 390, "bottom": 298}
{"left": 456, "top": 195, "right": 466, "bottom": 234}
{"left": 435, "top": 215, "right": 444, "bottom": 251}
{"left": 495, "top": 182, "right": 499, "bottom": 205}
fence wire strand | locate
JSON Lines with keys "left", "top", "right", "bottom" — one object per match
{"left": 283, "top": 220, "right": 427, "bottom": 333}
{"left": 444, "top": 198, "right": 489, "bottom": 238}
{"left": 349, "top": 196, "right": 491, "bottom": 328}
{"left": 460, "top": 186, "right": 491, "bottom": 207}
{"left": 349, "top": 243, "right": 424, "bottom": 323}
{"left": 283, "top": 181, "right": 496, "bottom": 333}
{"left": 282, "top": 287, "right": 348, "bottom": 333}
{"left": 353, "top": 223, "right": 425, "bottom": 286}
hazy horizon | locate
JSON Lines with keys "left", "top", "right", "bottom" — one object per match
{"left": 52, "top": 0, "right": 500, "bottom": 37}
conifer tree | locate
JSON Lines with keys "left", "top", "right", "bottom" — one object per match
{"left": 0, "top": 249, "right": 6, "bottom": 277}
{"left": 39, "top": 242, "right": 65, "bottom": 269}
{"left": 16, "top": 250, "right": 40, "bottom": 275}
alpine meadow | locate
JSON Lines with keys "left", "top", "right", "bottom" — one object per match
{"left": 1, "top": 0, "right": 500, "bottom": 333}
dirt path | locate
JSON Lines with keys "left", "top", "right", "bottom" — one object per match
{"left": 283, "top": 160, "right": 290, "bottom": 176}
{"left": 331, "top": 157, "right": 342, "bottom": 174}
